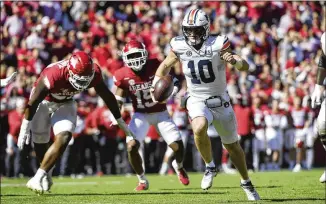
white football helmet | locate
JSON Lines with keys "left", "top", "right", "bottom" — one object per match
{"left": 182, "top": 9, "right": 210, "bottom": 46}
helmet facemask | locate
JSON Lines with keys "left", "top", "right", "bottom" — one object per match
{"left": 68, "top": 69, "right": 94, "bottom": 91}
{"left": 123, "top": 48, "right": 148, "bottom": 72}
{"left": 182, "top": 25, "right": 209, "bottom": 46}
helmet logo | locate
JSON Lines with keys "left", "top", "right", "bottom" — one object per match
{"left": 128, "top": 79, "right": 135, "bottom": 86}
{"left": 70, "top": 57, "right": 78, "bottom": 69}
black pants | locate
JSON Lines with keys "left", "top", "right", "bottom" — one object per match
{"left": 98, "top": 137, "right": 117, "bottom": 175}
{"left": 239, "top": 134, "right": 254, "bottom": 170}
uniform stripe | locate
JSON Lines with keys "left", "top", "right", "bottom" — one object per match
{"left": 193, "top": 9, "right": 199, "bottom": 24}
{"left": 222, "top": 41, "right": 231, "bottom": 50}
{"left": 188, "top": 9, "right": 197, "bottom": 25}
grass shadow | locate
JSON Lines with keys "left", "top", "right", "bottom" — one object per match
{"left": 160, "top": 185, "right": 281, "bottom": 191}
{"left": 1, "top": 191, "right": 226, "bottom": 197}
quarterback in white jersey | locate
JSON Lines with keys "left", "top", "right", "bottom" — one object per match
{"left": 311, "top": 32, "right": 326, "bottom": 183}
{"left": 151, "top": 9, "right": 260, "bottom": 200}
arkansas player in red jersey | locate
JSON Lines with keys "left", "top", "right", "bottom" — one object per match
{"left": 17, "top": 51, "right": 133, "bottom": 194}
{"left": 113, "top": 40, "right": 189, "bottom": 191}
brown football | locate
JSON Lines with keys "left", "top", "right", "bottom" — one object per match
{"left": 153, "top": 75, "right": 174, "bottom": 102}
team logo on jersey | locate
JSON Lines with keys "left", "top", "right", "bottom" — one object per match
{"left": 128, "top": 79, "right": 135, "bottom": 86}
{"left": 186, "top": 51, "right": 192, "bottom": 56}
{"left": 224, "top": 102, "right": 230, "bottom": 108}
{"left": 205, "top": 46, "right": 213, "bottom": 57}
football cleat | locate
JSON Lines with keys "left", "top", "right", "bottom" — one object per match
{"left": 42, "top": 174, "right": 53, "bottom": 192}
{"left": 134, "top": 180, "right": 149, "bottom": 191}
{"left": 26, "top": 176, "right": 44, "bottom": 195}
{"left": 201, "top": 167, "right": 217, "bottom": 190}
{"left": 292, "top": 164, "right": 302, "bottom": 173}
{"left": 240, "top": 181, "right": 260, "bottom": 201}
{"left": 172, "top": 160, "right": 190, "bottom": 186}
{"left": 320, "top": 171, "right": 326, "bottom": 183}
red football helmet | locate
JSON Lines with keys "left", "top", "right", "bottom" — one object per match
{"left": 122, "top": 40, "right": 148, "bottom": 71}
{"left": 68, "top": 51, "right": 94, "bottom": 91}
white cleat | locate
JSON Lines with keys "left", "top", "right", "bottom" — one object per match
{"left": 201, "top": 167, "right": 217, "bottom": 190}
{"left": 240, "top": 181, "right": 260, "bottom": 201}
{"left": 26, "top": 176, "right": 44, "bottom": 195}
{"left": 42, "top": 174, "right": 53, "bottom": 192}
{"left": 292, "top": 164, "right": 302, "bottom": 173}
{"left": 319, "top": 171, "right": 326, "bottom": 183}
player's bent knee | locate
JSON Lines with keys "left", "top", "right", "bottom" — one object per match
{"left": 169, "top": 140, "right": 184, "bottom": 152}
{"left": 56, "top": 131, "right": 72, "bottom": 145}
{"left": 127, "top": 139, "right": 140, "bottom": 153}
{"left": 192, "top": 117, "right": 208, "bottom": 136}
{"left": 223, "top": 141, "right": 240, "bottom": 153}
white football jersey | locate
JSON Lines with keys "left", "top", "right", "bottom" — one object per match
{"left": 170, "top": 35, "right": 230, "bottom": 100}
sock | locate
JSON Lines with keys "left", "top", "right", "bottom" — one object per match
{"left": 241, "top": 178, "right": 251, "bottom": 184}
{"left": 35, "top": 168, "right": 47, "bottom": 179}
{"left": 306, "top": 148, "right": 313, "bottom": 169}
{"left": 137, "top": 173, "right": 147, "bottom": 183}
{"left": 159, "top": 162, "right": 169, "bottom": 174}
{"left": 205, "top": 161, "right": 215, "bottom": 168}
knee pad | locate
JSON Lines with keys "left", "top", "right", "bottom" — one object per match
{"left": 32, "top": 133, "right": 50, "bottom": 144}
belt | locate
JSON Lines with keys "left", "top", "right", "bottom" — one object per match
{"left": 205, "top": 96, "right": 230, "bottom": 108}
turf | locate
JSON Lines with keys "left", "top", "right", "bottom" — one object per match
{"left": 1, "top": 170, "right": 325, "bottom": 204}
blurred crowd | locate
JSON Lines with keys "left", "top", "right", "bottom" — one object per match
{"left": 1, "top": 1, "right": 325, "bottom": 178}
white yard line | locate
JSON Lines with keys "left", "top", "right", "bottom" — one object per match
{"left": 1, "top": 181, "right": 123, "bottom": 187}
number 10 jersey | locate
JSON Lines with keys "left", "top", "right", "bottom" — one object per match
{"left": 170, "top": 35, "right": 230, "bottom": 100}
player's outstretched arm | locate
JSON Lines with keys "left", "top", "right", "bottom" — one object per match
{"left": 18, "top": 77, "right": 49, "bottom": 150}
{"left": 95, "top": 81, "right": 134, "bottom": 137}
{"left": 220, "top": 48, "right": 249, "bottom": 71}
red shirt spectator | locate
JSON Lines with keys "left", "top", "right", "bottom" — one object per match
{"left": 234, "top": 104, "right": 253, "bottom": 136}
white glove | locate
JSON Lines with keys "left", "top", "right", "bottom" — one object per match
{"left": 18, "top": 119, "right": 31, "bottom": 150}
{"left": 116, "top": 118, "right": 135, "bottom": 139}
{"left": 311, "top": 84, "right": 324, "bottom": 108}
{"left": 0, "top": 72, "right": 17, "bottom": 87}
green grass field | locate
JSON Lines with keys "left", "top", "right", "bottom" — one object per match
{"left": 1, "top": 170, "right": 325, "bottom": 204}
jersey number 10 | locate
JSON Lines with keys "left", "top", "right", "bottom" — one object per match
{"left": 188, "top": 60, "right": 215, "bottom": 84}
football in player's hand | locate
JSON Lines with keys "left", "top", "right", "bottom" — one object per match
{"left": 153, "top": 75, "right": 174, "bottom": 102}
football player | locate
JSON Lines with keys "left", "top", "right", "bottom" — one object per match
{"left": 151, "top": 9, "right": 260, "bottom": 200}
{"left": 311, "top": 32, "right": 326, "bottom": 183}
{"left": 17, "top": 51, "right": 133, "bottom": 194}
{"left": 0, "top": 72, "right": 17, "bottom": 87}
{"left": 113, "top": 40, "right": 189, "bottom": 191}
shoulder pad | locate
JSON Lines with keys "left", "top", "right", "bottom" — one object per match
{"left": 170, "top": 36, "right": 187, "bottom": 54}
{"left": 206, "top": 35, "right": 231, "bottom": 52}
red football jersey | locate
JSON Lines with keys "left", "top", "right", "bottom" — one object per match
{"left": 35, "top": 60, "right": 103, "bottom": 103}
{"left": 114, "top": 59, "right": 166, "bottom": 113}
